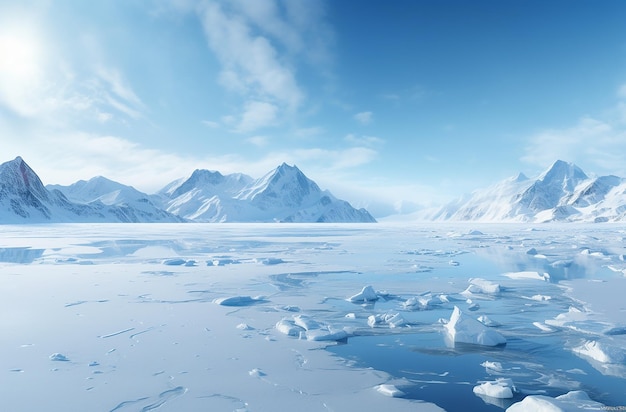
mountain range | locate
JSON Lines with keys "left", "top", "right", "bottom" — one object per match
{"left": 0, "top": 157, "right": 376, "bottom": 223}
{"left": 424, "top": 160, "right": 626, "bottom": 222}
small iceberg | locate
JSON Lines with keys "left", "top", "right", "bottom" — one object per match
{"left": 444, "top": 306, "right": 506, "bottom": 347}
{"left": 375, "top": 384, "right": 405, "bottom": 398}
{"left": 462, "top": 278, "right": 501, "bottom": 295}
{"left": 473, "top": 378, "right": 515, "bottom": 399}
{"left": 49, "top": 353, "right": 70, "bottom": 362}
{"left": 213, "top": 295, "right": 267, "bottom": 306}
{"left": 506, "top": 390, "right": 605, "bottom": 411}
{"left": 573, "top": 340, "right": 624, "bottom": 364}
{"left": 367, "top": 312, "right": 406, "bottom": 328}
{"left": 347, "top": 285, "right": 379, "bottom": 303}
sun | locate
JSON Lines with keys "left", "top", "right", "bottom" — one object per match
{"left": 0, "top": 29, "right": 42, "bottom": 78}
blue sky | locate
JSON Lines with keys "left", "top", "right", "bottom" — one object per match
{"left": 1, "top": 0, "right": 626, "bottom": 216}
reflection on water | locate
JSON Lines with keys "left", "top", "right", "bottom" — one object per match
{"left": 0, "top": 247, "right": 44, "bottom": 263}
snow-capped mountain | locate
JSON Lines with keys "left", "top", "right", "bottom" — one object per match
{"left": 0, "top": 157, "right": 181, "bottom": 223}
{"left": 0, "top": 157, "right": 375, "bottom": 224}
{"left": 161, "top": 163, "right": 377, "bottom": 223}
{"left": 48, "top": 176, "right": 183, "bottom": 223}
{"left": 428, "top": 160, "right": 626, "bottom": 222}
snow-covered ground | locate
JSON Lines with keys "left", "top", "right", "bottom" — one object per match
{"left": 1, "top": 223, "right": 625, "bottom": 411}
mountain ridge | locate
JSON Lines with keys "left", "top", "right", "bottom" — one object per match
{"left": 425, "top": 160, "right": 626, "bottom": 223}
{"left": 1, "top": 157, "right": 375, "bottom": 224}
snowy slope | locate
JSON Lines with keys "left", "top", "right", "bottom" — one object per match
{"left": 48, "top": 176, "right": 182, "bottom": 223}
{"left": 162, "top": 163, "right": 376, "bottom": 222}
{"left": 0, "top": 157, "right": 181, "bottom": 223}
{"left": 427, "top": 160, "right": 626, "bottom": 222}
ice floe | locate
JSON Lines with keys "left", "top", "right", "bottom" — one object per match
{"left": 506, "top": 390, "right": 605, "bottom": 411}
{"left": 473, "top": 378, "right": 516, "bottom": 399}
{"left": 368, "top": 312, "right": 407, "bottom": 328}
{"left": 213, "top": 295, "right": 267, "bottom": 306}
{"left": 503, "top": 271, "right": 549, "bottom": 281}
{"left": 481, "top": 361, "right": 503, "bottom": 372}
{"left": 402, "top": 294, "right": 441, "bottom": 310}
{"left": 376, "top": 384, "right": 405, "bottom": 397}
{"left": 444, "top": 306, "right": 506, "bottom": 347}
{"left": 573, "top": 340, "right": 624, "bottom": 364}
{"left": 49, "top": 353, "right": 70, "bottom": 362}
{"left": 348, "top": 285, "right": 379, "bottom": 303}
{"left": 462, "top": 278, "right": 501, "bottom": 295}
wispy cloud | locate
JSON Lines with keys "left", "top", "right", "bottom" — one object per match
{"left": 522, "top": 111, "right": 626, "bottom": 176}
{"left": 196, "top": 0, "right": 331, "bottom": 133}
{"left": 344, "top": 133, "right": 384, "bottom": 147}
{"left": 246, "top": 135, "right": 268, "bottom": 147}
{"left": 237, "top": 100, "right": 278, "bottom": 132}
{"left": 354, "top": 111, "right": 373, "bottom": 125}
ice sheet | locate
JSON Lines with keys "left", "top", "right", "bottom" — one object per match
{"left": 1, "top": 223, "right": 626, "bottom": 410}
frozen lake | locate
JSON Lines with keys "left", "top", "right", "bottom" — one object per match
{"left": 1, "top": 223, "right": 626, "bottom": 411}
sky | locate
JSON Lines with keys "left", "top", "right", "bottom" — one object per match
{"left": 1, "top": 0, "right": 626, "bottom": 217}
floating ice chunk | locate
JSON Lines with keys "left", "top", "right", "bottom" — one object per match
{"left": 293, "top": 315, "right": 321, "bottom": 331}
{"left": 463, "top": 278, "right": 501, "bottom": 295}
{"left": 49, "top": 353, "right": 69, "bottom": 362}
{"left": 236, "top": 323, "right": 253, "bottom": 330}
{"left": 444, "top": 306, "right": 506, "bottom": 347}
{"left": 403, "top": 294, "right": 438, "bottom": 310}
{"left": 529, "top": 294, "right": 551, "bottom": 301}
{"left": 376, "top": 384, "right": 405, "bottom": 397}
{"left": 467, "top": 230, "right": 484, "bottom": 235}
{"left": 248, "top": 368, "right": 266, "bottom": 377}
{"left": 449, "top": 260, "right": 460, "bottom": 266}
{"left": 503, "top": 271, "right": 549, "bottom": 281}
{"left": 305, "top": 327, "right": 349, "bottom": 342}
{"left": 573, "top": 340, "right": 624, "bottom": 363}
{"left": 473, "top": 378, "right": 515, "bottom": 399}
{"left": 526, "top": 248, "right": 538, "bottom": 255}
{"left": 213, "top": 295, "right": 266, "bottom": 306}
{"left": 533, "top": 322, "right": 555, "bottom": 332}
{"left": 348, "top": 285, "right": 379, "bottom": 303}
{"left": 477, "top": 315, "right": 500, "bottom": 327}
{"left": 345, "top": 313, "right": 356, "bottom": 319}
{"left": 275, "top": 319, "right": 305, "bottom": 336}
{"left": 467, "top": 300, "right": 480, "bottom": 311}
{"left": 481, "top": 361, "right": 503, "bottom": 372}
{"left": 506, "top": 390, "right": 605, "bottom": 411}
{"left": 367, "top": 313, "right": 406, "bottom": 328}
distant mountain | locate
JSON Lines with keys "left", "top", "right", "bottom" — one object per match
{"left": 161, "top": 163, "right": 377, "bottom": 223}
{"left": 48, "top": 176, "right": 183, "bottom": 223}
{"left": 0, "top": 156, "right": 375, "bottom": 224}
{"left": 0, "top": 157, "right": 182, "bottom": 223}
{"left": 427, "top": 160, "right": 626, "bottom": 222}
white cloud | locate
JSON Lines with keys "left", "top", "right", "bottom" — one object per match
{"left": 522, "top": 115, "right": 626, "bottom": 176}
{"left": 294, "top": 126, "right": 324, "bottom": 138}
{"left": 96, "top": 66, "right": 144, "bottom": 108}
{"left": 246, "top": 135, "right": 268, "bottom": 147}
{"left": 237, "top": 100, "right": 278, "bottom": 132}
{"left": 345, "top": 134, "right": 384, "bottom": 147}
{"left": 202, "top": 120, "right": 220, "bottom": 128}
{"left": 354, "top": 111, "right": 373, "bottom": 125}
{"left": 198, "top": 1, "right": 303, "bottom": 109}
{"left": 195, "top": 0, "right": 332, "bottom": 133}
